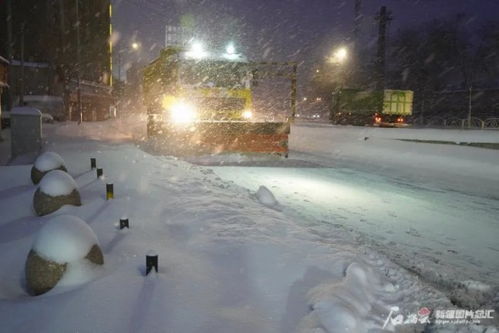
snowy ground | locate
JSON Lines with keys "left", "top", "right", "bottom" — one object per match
{"left": 0, "top": 118, "right": 498, "bottom": 332}
{"left": 213, "top": 124, "right": 499, "bottom": 309}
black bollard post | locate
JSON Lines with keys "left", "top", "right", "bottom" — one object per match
{"left": 146, "top": 253, "right": 158, "bottom": 275}
{"left": 90, "top": 158, "right": 96, "bottom": 169}
{"left": 106, "top": 183, "right": 114, "bottom": 200}
{"left": 119, "top": 217, "right": 129, "bottom": 229}
{"left": 97, "top": 168, "right": 103, "bottom": 178}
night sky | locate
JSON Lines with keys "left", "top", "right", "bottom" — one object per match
{"left": 112, "top": 0, "right": 499, "bottom": 76}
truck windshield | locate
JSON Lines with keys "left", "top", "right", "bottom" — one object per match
{"left": 179, "top": 60, "right": 248, "bottom": 88}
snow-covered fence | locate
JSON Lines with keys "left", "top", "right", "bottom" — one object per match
{"left": 420, "top": 116, "right": 446, "bottom": 128}
{"left": 484, "top": 118, "right": 499, "bottom": 129}
{"left": 443, "top": 117, "right": 463, "bottom": 128}
{"left": 416, "top": 116, "right": 499, "bottom": 130}
{"left": 469, "top": 117, "right": 485, "bottom": 129}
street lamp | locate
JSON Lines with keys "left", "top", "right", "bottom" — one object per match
{"left": 329, "top": 46, "right": 348, "bottom": 65}
{"left": 328, "top": 46, "right": 349, "bottom": 123}
{"left": 117, "top": 41, "right": 140, "bottom": 81}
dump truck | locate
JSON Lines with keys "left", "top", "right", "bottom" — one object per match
{"left": 330, "top": 89, "right": 413, "bottom": 127}
{"left": 143, "top": 43, "right": 292, "bottom": 156}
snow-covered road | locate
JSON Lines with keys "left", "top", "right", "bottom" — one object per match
{"left": 212, "top": 123, "right": 499, "bottom": 309}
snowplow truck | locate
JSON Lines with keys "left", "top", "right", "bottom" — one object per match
{"left": 143, "top": 46, "right": 290, "bottom": 156}
{"left": 330, "top": 89, "right": 413, "bottom": 127}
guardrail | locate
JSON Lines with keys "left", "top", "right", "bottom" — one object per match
{"left": 412, "top": 117, "right": 499, "bottom": 129}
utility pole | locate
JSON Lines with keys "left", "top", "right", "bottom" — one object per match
{"left": 467, "top": 86, "right": 472, "bottom": 128}
{"left": 6, "top": 0, "right": 13, "bottom": 62}
{"left": 57, "top": 0, "right": 70, "bottom": 120}
{"left": 75, "top": 0, "right": 82, "bottom": 123}
{"left": 375, "top": 6, "right": 392, "bottom": 112}
{"left": 354, "top": 0, "right": 362, "bottom": 46}
{"left": 6, "top": 0, "right": 13, "bottom": 110}
{"left": 352, "top": 0, "right": 362, "bottom": 86}
{"left": 118, "top": 49, "right": 122, "bottom": 82}
{"left": 290, "top": 63, "right": 297, "bottom": 121}
{"left": 20, "top": 22, "right": 25, "bottom": 106}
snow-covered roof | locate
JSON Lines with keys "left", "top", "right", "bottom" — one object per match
{"left": 10, "top": 59, "right": 49, "bottom": 68}
{"left": 180, "top": 52, "right": 248, "bottom": 63}
{"left": 33, "top": 215, "right": 99, "bottom": 264}
{"left": 24, "top": 95, "right": 64, "bottom": 103}
{"left": 10, "top": 107, "right": 42, "bottom": 116}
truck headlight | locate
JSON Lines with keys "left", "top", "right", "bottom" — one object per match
{"left": 169, "top": 101, "right": 197, "bottom": 124}
{"left": 242, "top": 110, "right": 253, "bottom": 119}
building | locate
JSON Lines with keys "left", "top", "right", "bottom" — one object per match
{"left": 0, "top": 0, "right": 113, "bottom": 121}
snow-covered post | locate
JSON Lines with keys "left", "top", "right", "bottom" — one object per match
{"left": 119, "top": 218, "right": 129, "bottom": 229}
{"left": 90, "top": 158, "right": 96, "bottom": 169}
{"left": 146, "top": 252, "right": 158, "bottom": 275}
{"left": 96, "top": 168, "right": 103, "bottom": 178}
{"left": 106, "top": 183, "right": 114, "bottom": 200}
{"left": 10, "top": 107, "right": 42, "bottom": 159}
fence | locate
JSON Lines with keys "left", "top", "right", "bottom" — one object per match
{"left": 412, "top": 117, "right": 499, "bottom": 129}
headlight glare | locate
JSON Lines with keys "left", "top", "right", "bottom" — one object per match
{"left": 242, "top": 110, "right": 253, "bottom": 119}
{"left": 169, "top": 101, "right": 197, "bottom": 124}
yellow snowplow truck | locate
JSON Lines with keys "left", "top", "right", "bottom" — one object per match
{"left": 143, "top": 45, "right": 293, "bottom": 156}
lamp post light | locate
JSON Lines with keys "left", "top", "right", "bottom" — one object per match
{"left": 117, "top": 41, "right": 140, "bottom": 82}
{"left": 329, "top": 46, "right": 348, "bottom": 65}
{"left": 328, "top": 46, "right": 349, "bottom": 122}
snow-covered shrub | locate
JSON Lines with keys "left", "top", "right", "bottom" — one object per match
{"left": 255, "top": 185, "right": 279, "bottom": 208}
{"left": 33, "top": 170, "right": 81, "bottom": 216}
{"left": 31, "top": 151, "right": 67, "bottom": 184}
{"left": 25, "top": 215, "right": 104, "bottom": 295}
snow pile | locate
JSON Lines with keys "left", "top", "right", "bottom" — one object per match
{"left": 33, "top": 215, "right": 100, "bottom": 264}
{"left": 39, "top": 170, "right": 78, "bottom": 196}
{"left": 34, "top": 152, "right": 65, "bottom": 172}
{"left": 300, "top": 262, "right": 395, "bottom": 332}
{"left": 255, "top": 185, "right": 279, "bottom": 208}
{"left": 450, "top": 280, "right": 495, "bottom": 309}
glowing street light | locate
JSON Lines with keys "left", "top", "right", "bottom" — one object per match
{"left": 329, "top": 47, "right": 348, "bottom": 64}
{"left": 131, "top": 42, "right": 140, "bottom": 50}
{"left": 226, "top": 42, "right": 236, "bottom": 55}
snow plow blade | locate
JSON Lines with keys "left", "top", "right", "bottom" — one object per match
{"left": 150, "top": 121, "right": 290, "bottom": 156}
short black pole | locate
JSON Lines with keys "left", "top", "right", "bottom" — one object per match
{"left": 90, "top": 158, "right": 96, "bottom": 169}
{"left": 119, "top": 218, "right": 129, "bottom": 229}
{"left": 146, "top": 254, "right": 158, "bottom": 275}
{"left": 96, "top": 168, "right": 103, "bottom": 178}
{"left": 106, "top": 183, "right": 114, "bottom": 200}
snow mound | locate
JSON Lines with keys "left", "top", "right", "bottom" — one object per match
{"left": 302, "top": 262, "right": 394, "bottom": 332}
{"left": 256, "top": 185, "right": 279, "bottom": 207}
{"left": 33, "top": 215, "right": 100, "bottom": 264}
{"left": 39, "top": 170, "right": 78, "bottom": 196}
{"left": 34, "top": 152, "right": 65, "bottom": 172}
